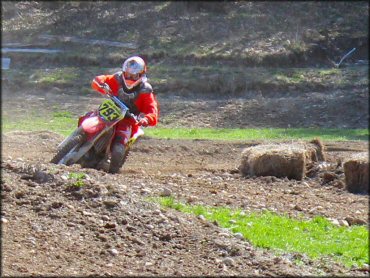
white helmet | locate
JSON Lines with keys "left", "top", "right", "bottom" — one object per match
{"left": 122, "top": 56, "right": 147, "bottom": 89}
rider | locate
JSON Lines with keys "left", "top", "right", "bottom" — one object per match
{"left": 91, "top": 56, "right": 159, "bottom": 173}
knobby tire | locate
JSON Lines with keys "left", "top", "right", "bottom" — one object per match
{"left": 50, "top": 134, "right": 86, "bottom": 164}
{"left": 109, "top": 148, "right": 130, "bottom": 174}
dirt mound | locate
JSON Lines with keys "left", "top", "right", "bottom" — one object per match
{"left": 0, "top": 160, "right": 327, "bottom": 277}
{"left": 1, "top": 131, "right": 369, "bottom": 276}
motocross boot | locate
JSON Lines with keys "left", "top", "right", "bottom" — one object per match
{"left": 109, "top": 143, "right": 126, "bottom": 174}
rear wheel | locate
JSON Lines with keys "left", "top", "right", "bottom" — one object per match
{"left": 50, "top": 134, "right": 86, "bottom": 164}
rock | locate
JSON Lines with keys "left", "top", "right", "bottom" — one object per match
{"left": 234, "top": 232, "right": 244, "bottom": 239}
{"left": 2, "top": 184, "right": 13, "bottom": 192}
{"left": 218, "top": 232, "right": 230, "bottom": 237}
{"left": 345, "top": 217, "right": 366, "bottom": 226}
{"left": 317, "top": 162, "right": 332, "bottom": 171}
{"left": 82, "top": 210, "right": 93, "bottom": 216}
{"left": 103, "top": 200, "right": 119, "bottom": 208}
{"left": 141, "top": 188, "right": 151, "bottom": 195}
{"left": 146, "top": 224, "right": 154, "bottom": 230}
{"left": 322, "top": 172, "right": 336, "bottom": 184}
{"left": 101, "top": 215, "right": 110, "bottom": 221}
{"left": 14, "top": 191, "right": 26, "bottom": 199}
{"left": 131, "top": 237, "right": 145, "bottom": 246}
{"left": 222, "top": 257, "right": 235, "bottom": 266}
{"left": 187, "top": 195, "right": 199, "bottom": 203}
{"left": 293, "top": 204, "right": 303, "bottom": 211}
{"left": 159, "top": 233, "right": 172, "bottom": 241}
{"left": 109, "top": 248, "right": 119, "bottom": 256}
{"left": 97, "top": 235, "right": 108, "bottom": 242}
{"left": 1, "top": 217, "right": 9, "bottom": 224}
{"left": 153, "top": 209, "right": 161, "bottom": 215}
{"left": 333, "top": 180, "right": 345, "bottom": 189}
{"left": 338, "top": 219, "right": 349, "bottom": 227}
{"left": 198, "top": 215, "right": 206, "bottom": 221}
{"left": 104, "top": 222, "right": 117, "bottom": 229}
{"left": 51, "top": 202, "right": 63, "bottom": 209}
{"left": 330, "top": 218, "right": 340, "bottom": 226}
{"left": 160, "top": 188, "right": 172, "bottom": 197}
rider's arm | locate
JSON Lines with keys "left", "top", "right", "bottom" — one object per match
{"left": 135, "top": 93, "right": 159, "bottom": 126}
{"left": 91, "top": 75, "right": 110, "bottom": 95}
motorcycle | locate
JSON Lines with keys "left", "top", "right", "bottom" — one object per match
{"left": 50, "top": 83, "right": 144, "bottom": 173}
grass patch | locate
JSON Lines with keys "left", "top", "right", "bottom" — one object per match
{"left": 2, "top": 113, "right": 76, "bottom": 137}
{"left": 151, "top": 197, "right": 369, "bottom": 268}
{"left": 2, "top": 114, "right": 368, "bottom": 141}
{"left": 67, "top": 172, "right": 87, "bottom": 187}
{"left": 3, "top": 65, "right": 367, "bottom": 95}
{"left": 146, "top": 127, "right": 368, "bottom": 141}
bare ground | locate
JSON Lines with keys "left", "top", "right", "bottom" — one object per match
{"left": 1, "top": 126, "right": 368, "bottom": 276}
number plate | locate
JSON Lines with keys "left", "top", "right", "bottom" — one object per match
{"left": 98, "top": 99, "right": 125, "bottom": 122}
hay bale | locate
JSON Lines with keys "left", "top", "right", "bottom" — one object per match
{"left": 239, "top": 139, "right": 325, "bottom": 180}
{"left": 343, "top": 152, "right": 369, "bottom": 194}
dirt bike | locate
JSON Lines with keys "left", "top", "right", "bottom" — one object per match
{"left": 50, "top": 83, "right": 144, "bottom": 173}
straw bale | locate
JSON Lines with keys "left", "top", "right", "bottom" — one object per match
{"left": 239, "top": 139, "right": 325, "bottom": 180}
{"left": 343, "top": 152, "right": 369, "bottom": 194}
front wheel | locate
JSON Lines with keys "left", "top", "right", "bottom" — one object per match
{"left": 50, "top": 134, "right": 86, "bottom": 164}
{"left": 109, "top": 144, "right": 130, "bottom": 174}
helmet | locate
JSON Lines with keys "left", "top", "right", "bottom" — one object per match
{"left": 122, "top": 56, "right": 147, "bottom": 90}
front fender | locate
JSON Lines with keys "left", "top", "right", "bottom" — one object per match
{"left": 81, "top": 116, "right": 106, "bottom": 137}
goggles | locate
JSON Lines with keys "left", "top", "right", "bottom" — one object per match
{"left": 124, "top": 71, "right": 141, "bottom": 81}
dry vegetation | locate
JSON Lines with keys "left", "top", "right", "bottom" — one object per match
{"left": 343, "top": 152, "right": 369, "bottom": 194}
{"left": 239, "top": 139, "right": 325, "bottom": 180}
{"left": 2, "top": 1, "right": 368, "bottom": 67}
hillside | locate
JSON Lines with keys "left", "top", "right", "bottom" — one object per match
{"left": 2, "top": 2, "right": 369, "bottom": 130}
{"left": 2, "top": 2, "right": 368, "bottom": 67}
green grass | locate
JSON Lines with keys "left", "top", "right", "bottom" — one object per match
{"left": 2, "top": 114, "right": 368, "bottom": 141}
{"left": 152, "top": 197, "right": 369, "bottom": 268}
{"left": 3, "top": 65, "right": 367, "bottom": 95}
{"left": 67, "top": 172, "right": 87, "bottom": 187}
{"left": 146, "top": 127, "right": 368, "bottom": 141}
{"left": 2, "top": 112, "right": 77, "bottom": 137}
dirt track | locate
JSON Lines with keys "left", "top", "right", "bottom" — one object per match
{"left": 2, "top": 2, "right": 369, "bottom": 276}
{"left": 1, "top": 130, "right": 369, "bottom": 276}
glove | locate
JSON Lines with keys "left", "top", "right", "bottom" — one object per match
{"left": 138, "top": 117, "right": 149, "bottom": 127}
{"left": 99, "top": 83, "right": 112, "bottom": 94}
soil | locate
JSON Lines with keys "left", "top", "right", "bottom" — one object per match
{"left": 1, "top": 89, "right": 369, "bottom": 277}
